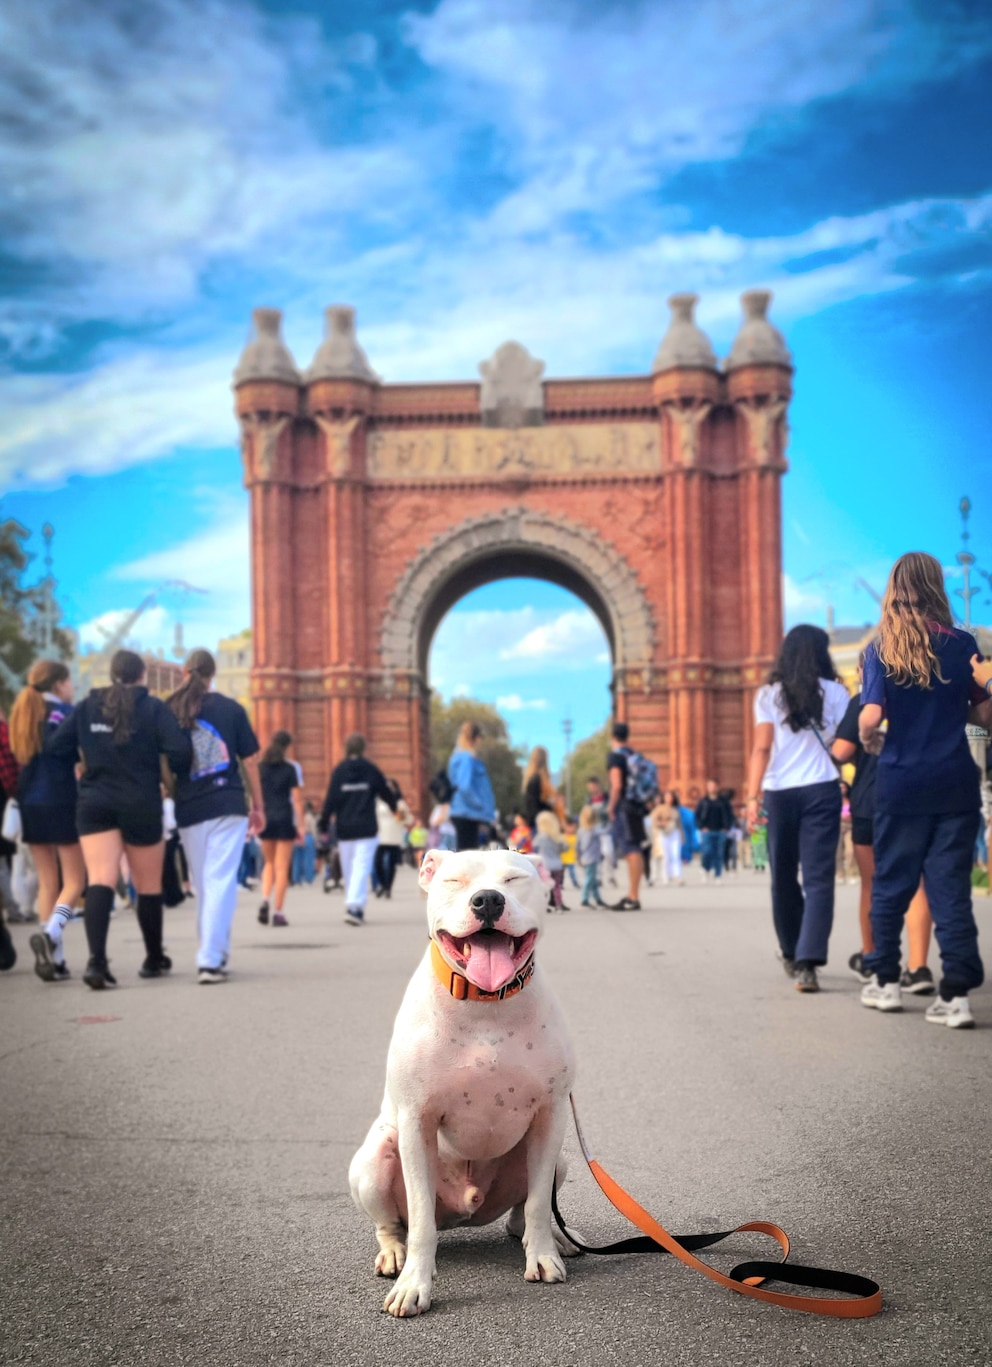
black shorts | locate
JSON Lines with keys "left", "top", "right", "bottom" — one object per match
{"left": 21, "top": 804, "right": 78, "bottom": 846}
{"left": 261, "top": 820, "right": 297, "bottom": 842}
{"left": 851, "top": 816, "right": 874, "bottom": 848}
{"left": 76, "top": 800, "right": 163, "bottom": 847}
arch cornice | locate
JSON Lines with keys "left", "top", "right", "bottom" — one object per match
{"left": 378, "top": 508, "right": 657, "bottom": 676}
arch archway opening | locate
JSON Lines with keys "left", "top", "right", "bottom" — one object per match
{"left": 418, "top": 548, "right": 617, "bottom": 680}
{"left": 427, "top": 572, "right": 615, "bottom": 819}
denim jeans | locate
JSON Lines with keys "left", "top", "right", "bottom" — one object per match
{"left": 581, "top": 863, "right": 601, "bottom": 904}
{"left": 700, "top": 830, "right": 725, "bottom": 878}
{"left": 765, "top": 780, "right": 841, "bottom": 966}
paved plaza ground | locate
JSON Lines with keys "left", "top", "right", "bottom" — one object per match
{"left": 2, "top": 866, "right": 991, "bottom": 1367}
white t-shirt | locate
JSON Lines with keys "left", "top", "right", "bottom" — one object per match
{"left": 754, "top": 678, "right": 850, "bottom": 791}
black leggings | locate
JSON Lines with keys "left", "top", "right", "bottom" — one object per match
{"left": 374, "top": 844, "right": 401, "bottom": 893}
{"left": 453, "top": 817, "right": 486, "bottom": 852}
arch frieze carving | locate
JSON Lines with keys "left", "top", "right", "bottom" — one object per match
{"left": 379, "top": 509, "right": 657, "bottom": 675}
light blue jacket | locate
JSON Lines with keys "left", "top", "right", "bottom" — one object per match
{"left": 448, "top": 748, "right": 496, "bottom": 823}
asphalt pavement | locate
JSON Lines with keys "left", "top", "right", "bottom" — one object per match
{"left": 2, "top": 864, "right": 991, "bottom": 1367}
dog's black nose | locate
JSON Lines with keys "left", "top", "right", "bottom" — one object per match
{"left": 469, "top": 888, "right": 506, "bottom": 927}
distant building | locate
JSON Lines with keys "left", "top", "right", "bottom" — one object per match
{"left": 828, "top": 624, "right": 877, "bottom": 691}
{"left": 74, "top": 649, "right": 183, "bottom": 698}
{"left": 215, "top": 629, "right": 252, "bottom": 712}
{"left": 828, "top": 620, "right": 992, "bottom": 699}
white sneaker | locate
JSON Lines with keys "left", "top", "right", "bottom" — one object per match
{"left": 197, "top": 967, "right": 226, "bottom": 985}
{"left": 860, "top": 976, "right": 902, "bottom": 1012}
{"left": 925, "top": 996, "right": 974, "bottom": 1029}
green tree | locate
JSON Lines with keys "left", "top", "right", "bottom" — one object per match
{"left": 0, "top": 516, "right": 72, "bottom": 712}
{"left": 564, "top": 721, "right": 612, "bottom": 810}
{"left": 430, "top": 694, "right": 525, "bottom": 825}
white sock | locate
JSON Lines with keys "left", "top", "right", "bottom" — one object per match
{"left": 45, "top": 903, "right": 73, "bottom": 944}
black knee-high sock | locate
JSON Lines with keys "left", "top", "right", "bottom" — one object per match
{"left": 83, "top": 885, "right": 115, "bottom": 963}
{"left": 136, "top": 894, "right": 164, "bottom": 961}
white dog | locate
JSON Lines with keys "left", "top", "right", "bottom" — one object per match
{"left": 349, "top": 847, "right": 577, "bottom": 1317}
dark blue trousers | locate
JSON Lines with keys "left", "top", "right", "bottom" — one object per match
{"left": 765, "top": 781, "right": 841, "bottom": 966}
{"left": 864, "top": 808, "right": 983, "bottom": 998}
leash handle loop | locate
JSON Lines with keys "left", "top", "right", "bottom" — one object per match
{"left": 559, "top": 1095, "right": 882, "bottom": 1319}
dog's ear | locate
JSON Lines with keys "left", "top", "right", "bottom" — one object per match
{"left": 522, "top": 854, "right": 553, "bottom": 885}
{"left": 418, "top": 848, "right": 449, "bottom": 891}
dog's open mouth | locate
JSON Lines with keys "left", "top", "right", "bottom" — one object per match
{"left": 435, "top": 928, "right": 537, "bottom": 994}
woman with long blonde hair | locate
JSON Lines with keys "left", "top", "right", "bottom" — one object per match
{"left": 9, "top": 660, "right": 85, "bottom": 981}
{"left": 522, "top": 745, "right": 558, "bottom": 831}
{"left": 858, "top": 551, "right": 992, "bottom": 1027}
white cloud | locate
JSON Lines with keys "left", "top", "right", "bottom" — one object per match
{"left": 77, "top": 604, "right": 169, "bottom": 652}
{"left": 5, "top": 187, "right": 989, "bottom": 487}
{"left": 0, "top": 348, "right": 237, "bottom": 486}
{"left": 495, "top": 694, "right": 549, "bottom": 712}
{"left": 783, "top": 573, "right": 826, "bottom": 624}
{"left": 0, "top": 2, "right": 419, "bottom": 337}
{"left": 73, "top": 507, "right": 254, "bottom": 654}
{"left": 406, "top": 0, "right": 991, "bottom": 221}
{"left": 500, "top": 609, "right": 609, "bottom": 662}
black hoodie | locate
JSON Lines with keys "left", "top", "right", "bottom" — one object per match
{"left": 48, "top": 686, "right": 192, "bottom": 810}
{"left": 319, "top": 756, "right": 395, "bottom": 841}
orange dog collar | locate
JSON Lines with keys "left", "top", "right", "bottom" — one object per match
{"left": 430, "top": 938, "right": 535, "bottom": 1003}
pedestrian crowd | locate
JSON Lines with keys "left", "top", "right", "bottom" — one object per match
{"left": 1, "top": 551, "right": 990, "bottom": 1029}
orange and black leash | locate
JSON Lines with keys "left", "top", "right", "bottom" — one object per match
{"left": 553, "top": 1095, "right": 882, "bottom": 1318}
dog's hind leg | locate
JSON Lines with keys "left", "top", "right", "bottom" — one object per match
{"left": 349, "top": 1121, "right": 408, "bottom": 1278}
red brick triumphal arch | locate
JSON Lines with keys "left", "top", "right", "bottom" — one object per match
{"left": 234, "top": 291, "right": 792, "bottom": 808}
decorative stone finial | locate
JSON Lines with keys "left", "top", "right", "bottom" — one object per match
{"left": 305, "top": 305, "right": 379, "bottom": 384}
{"left": 725, "top": 290, "right": 791, "bottom": 369}
{"left": 479, "top": 341, "right": 545, "bottom": 428}
{"left": 234, "top": 308, "right": 301, "bottom": 386}
{"left": 652, "top": 293, "right": 718, "bottom": 372}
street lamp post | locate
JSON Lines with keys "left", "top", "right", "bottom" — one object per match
{"left": 956, "top": 497, "right": 976, "bottom": 630}
{"left": 562, "top": 713, "right": 574, "bottom": 817}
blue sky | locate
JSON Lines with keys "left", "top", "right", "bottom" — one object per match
{"left": 2, "top": 0, "right": 991, "bottom": 767}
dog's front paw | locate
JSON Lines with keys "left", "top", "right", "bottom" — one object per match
{"left": 375, "top": 1241, "right": 406, "bottom": 1277}
{"left": 382, "top": 1265, "right": 433, "bottom": 1317}
{"left": 523, "top": 1249, "right": 567, "bottom": 1284}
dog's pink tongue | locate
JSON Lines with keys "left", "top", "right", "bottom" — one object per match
{"left": 465, "top": 933, "right": 517, "bottom": 993}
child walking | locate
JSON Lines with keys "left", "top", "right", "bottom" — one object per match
{"left": 649, "top": 789, "right": 684, "bottom": 886}
{"left": 576, "top": 805, "right": 606, "bottom": 907}
{"left": 533, "top": 810, "right": 568, "bottom": 911}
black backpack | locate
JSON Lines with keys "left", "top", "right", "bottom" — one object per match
{"left": 429, "top": 767, "right": 454, "bottom": 804}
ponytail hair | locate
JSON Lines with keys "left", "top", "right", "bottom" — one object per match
{"left": 168, "top": 648, "right": 216, "bottom": 728}
{"left": 100, "top": 649, "right": 146, "bottom": 744}
{"left": 9, "top": 659, "right": 71, "bottom": 763}
{"left": 261, "top": 729, "right": 292, "bottom": 765}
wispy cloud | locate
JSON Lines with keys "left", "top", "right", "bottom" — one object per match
{"left": 496, "top": 694, "right": 549, "bottom": 712}
{"left": 77, "top": 604, "right": 169, "bottom": 652}
{"left": 499, "top": 609, "right": 608, "bottom": 663}
{"left": 4, "top": 186, "right": 990, "bottom": 487}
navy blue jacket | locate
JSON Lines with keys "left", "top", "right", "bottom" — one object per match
{"left": 18, "top": 697, "right": 78, "bottom": 809}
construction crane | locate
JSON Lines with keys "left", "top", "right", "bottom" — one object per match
{"left": 95, "top": 580, "right": 207, "bottom": 656}
{"left": 853, "top": 577, "right": 882, "bottom": 605}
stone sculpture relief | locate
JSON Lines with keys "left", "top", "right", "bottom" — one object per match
{"left": 367, "top": 423, "right": 661, "bottom": 480}
{"left": 736, "top": 398, "right": 788, "bottom": 466}
{"left": 240, "top": 413, "right": 291, "bottom": 480}
{"left": 478, "top": 341, "right": 545, "bottom": 427}
{"left": 662, "top": 399, "right": 713, "bottom": 466}
{"left": 314, "top": 414, "right": 361, "bottom": 478}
